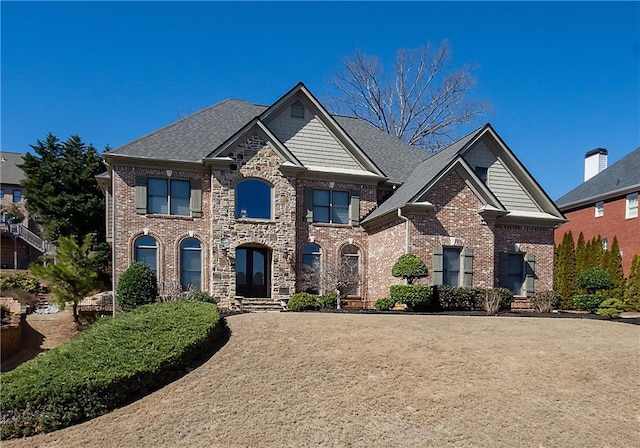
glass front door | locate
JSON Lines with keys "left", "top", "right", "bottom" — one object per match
{"left": 235, "top": 247, "right": 270, "bottom": 298}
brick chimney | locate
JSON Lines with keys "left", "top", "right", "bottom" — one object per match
{"left": 584, "top": 148, "right": 608, "bottom": 182}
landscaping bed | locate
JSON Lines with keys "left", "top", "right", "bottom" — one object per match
{"left": 0, "top": 301, "right": 224, "bottom": 439}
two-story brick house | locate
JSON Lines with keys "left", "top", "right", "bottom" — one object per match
{"left": 555, "top": 147, "right": 640, "bottom": 274}
{"left": 100, "top": 83, "right": 565, "bottom": 309}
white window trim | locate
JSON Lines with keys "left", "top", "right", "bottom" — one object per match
{"left": 595, "top": 201, "right": 604, "bottom": 217}
{"left": 626, "top": 192, "right": 638, "bottom": 219}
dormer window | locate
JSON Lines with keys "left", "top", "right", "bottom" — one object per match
{"left": 291, "top": 100, "right": 305, "bottom": 119}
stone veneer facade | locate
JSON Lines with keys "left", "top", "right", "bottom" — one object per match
{"left": 111, "top": 134, "right": 557, "bottom": 309}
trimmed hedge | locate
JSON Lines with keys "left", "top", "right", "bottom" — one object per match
{"left": 434, "top": 286, "right": 513, "bottom": 311}
{"left": 389, "top": 285, "right": 433, "bottom": 311}
{"left": 573, "top": 293, "right": 606, "bottom": 313}
{"left": 1, "top": 301, "right": 222, "bottom": 440}
{"left": 287, "top": 292, "right": 342, "bottom": 311}
{"left": 374, "top": 297, "right": 396, "bottom": 311}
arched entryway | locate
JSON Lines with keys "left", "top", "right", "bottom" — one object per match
{"left": 235, "top": 246, "right": 271, "bottom": 298}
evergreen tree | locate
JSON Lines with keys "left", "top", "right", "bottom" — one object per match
{"left": 589, "top": 235, "right": 604, "bottom": 269}
{"left": 575, "top": 232, "right": 588, "bottom": 275}
{"left": 19, "top": 134, "right": 106, "bottom": 243}
{"left": 603, "top": 237, "right": 625, "bottom": 301}
{"left": 29, "top": 235, "right": 100, "bottom": 323}
{"left": 554, "top": 231, "right": 577, "bottom": 309}
{"left": 624, "top": 254, "right": 640, "bottom": 311}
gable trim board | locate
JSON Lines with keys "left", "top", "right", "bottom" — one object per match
{"left": 103, "top": 82, "right": 561, "bottom": 307}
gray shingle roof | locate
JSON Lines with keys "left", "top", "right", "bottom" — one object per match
{"left": 0, "top": 151, "right": 26, "bottom": 185}
{"left": 555, "top": 147, "right": 640, "bottom": 210}
{"left": 108, "top": 99, "right": 267, "bottom": 162}
{"left": 334, "top": 116, "right": 430, "bottom": 184}
{"left": 106, "top": 96, "right": 432, "bottom": 184}
{"left": 362, "top": 125, "right": 487, "bottom": 223}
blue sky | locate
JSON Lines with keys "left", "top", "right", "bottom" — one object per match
{"left": 2, "top": 1, "right": 638, "bottom": 200}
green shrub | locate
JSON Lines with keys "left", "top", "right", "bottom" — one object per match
{"left": 0, "top": 273, "right": 41, "bottom": 295}
{"left": 0, "top": 301, "right": 222, "bottom": 440}
{"left": 531, "top": 291, "right": 561, "bottom": 313}
{"left": 597, "top": 298, "right": 625, "bottom": 319}
{"left": 389, "top": 284, "right": 433, "bottom": 311}
{"left": 287, "top": 292, "right": 320, "bottom": 311}
{"left": 186, "top": 289, "right": 217, "bottom": 304}
{"left": 116, "top": 262, "right": 158, "bottom": 312}
{"left": 317, "top": 293, "right": 340, "bottom": 310}
{"left": 573, "top": 293, "right": 606, "bottom": 313}
{"left": 392, "top": 254, "right": 428, "bottom": 284}
{"left": 434, "top": 286, "right": 512, "bottom": 311}
{"left": 436, "top": 285, "right": 482, "bottom": 310}
{"left": 576, "top": 268, "right": 613, "bottom": 293}
{"left": 374, "top": 297, "right": 395, "bottom": 311}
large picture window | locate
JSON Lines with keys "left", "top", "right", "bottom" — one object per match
{"left": 500, "top": 253, "right": 524, "bottom": 294}
{"left": 180, "top": 238, "right": 202, "bottom": 291}
{"left": 236, "top": 179, "right": 272, "bottom": 219}
{"left": 148, "top": 178, "right": 190, "bottom": 215}
{"left": 313, "top": 189, "right": 349, "bottom": 224}
{"left": 134, "top": 235, "right": 158, "bottom": 276}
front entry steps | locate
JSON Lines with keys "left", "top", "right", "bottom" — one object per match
{"left": 510, "top": 298, "right": 534, "bottom": 312}
{"left": 237, "top": 298, "right": 284, "bottom": 313}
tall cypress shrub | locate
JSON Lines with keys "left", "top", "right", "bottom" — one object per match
{"left": 624, "top": 254, "right": 640, "bottom": 311}
{"left": 603, "top": 237, "right": 626, "bottom": 301}
{"left": 575, "top": 232, "right": 588, "bottom": 276}
{"left": 554, "top": 231, "right": 577, "bottom": 309}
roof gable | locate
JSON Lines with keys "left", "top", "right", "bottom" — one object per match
{"left": 362, "top": 124, "right": 565, "bottom": 225}
{"left": 0, "top": 152, "right": 26, "bottom": 185}
{"left": 555, "top": 147, "right": 640, "bottom": 210}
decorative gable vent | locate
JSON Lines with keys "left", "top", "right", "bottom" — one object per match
{"left": 291, "top": 100, "right": 305, "bottom": 119}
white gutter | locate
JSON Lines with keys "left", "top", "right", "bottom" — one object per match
{"left": 397, "top": 207, "right": 409, "bottom": 254}
{"left": 111, "top": 168, "right": 116, "bottom": 318}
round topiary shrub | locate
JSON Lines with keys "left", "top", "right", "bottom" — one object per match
{"left": 597, "top": 298, "right": 625, "bottom": 319}
{"left": 116, "top": 262, "right": 158, "bottom": 312}
{"left": 392, "top": 254, "right": 427, "bottom": 284}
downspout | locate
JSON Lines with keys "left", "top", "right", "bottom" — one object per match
{"left": 111, "top": 169, "right": 116, "bottom": 318}
{"left": 397, "top": 207, "right": 409, "bottom": 255}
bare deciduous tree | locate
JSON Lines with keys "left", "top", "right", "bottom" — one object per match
{"left": 300, "top": 258, "right": 362, "bottom": 308}
{"left": 330, "top": 41, "right": 488, "bottom": 151}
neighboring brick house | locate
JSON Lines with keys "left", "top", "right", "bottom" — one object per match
{"left": 101, "top": 83, "right": 565, "bottom": 309}
{"left": 0, "top": 152, "right": 47, "bottom": 269}
{"left": 555, "top": 148, "right": 640, "bottom": 274}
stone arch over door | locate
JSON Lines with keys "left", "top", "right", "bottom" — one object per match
{"left": 235, "top": 244, "right": 272, "bottom": 298}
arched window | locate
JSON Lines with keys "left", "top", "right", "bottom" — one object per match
{"left": 236, "top": 179, "right": 272, "bottom": 220}
{"left": 180, "top": 238, "right": 202, "bottom": 291}
{"left": 302, "top": 243, "right": 321, "bottom": 294}
{"left": 341, "top": 244, "right": 360, "bottom": 296}
{"left": 134, "top": 235, "right": 158, "bottom": 276}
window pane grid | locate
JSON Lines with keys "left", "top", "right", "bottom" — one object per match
{"left": 313, "top": 189, "right": 350, "bottom": 224}
{"left": 443, "top": 248, "right": 461, "bottom": 286}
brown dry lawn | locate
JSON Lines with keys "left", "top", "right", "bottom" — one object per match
{"left": 4, "top": 313, "right": 640, "bottom": 448}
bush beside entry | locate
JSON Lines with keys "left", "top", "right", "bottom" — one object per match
{"left": 116, "top": 262, "right": 158, "bottom": 311}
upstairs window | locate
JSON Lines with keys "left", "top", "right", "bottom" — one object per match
{"left": 313, "top": 189, "right": 349, "bottom": 224}
{"left": 594, "top": 201, "right": 604, "bottom": 217}
{"left": 135, "top": 176, "right": 202, "bottom": 218}
{"left": 236, "top": 179, "right": 272, "bottom": 219}
{"left": 12, "top": 190, "right": 22, "bottom": 203}
{"left": 626, "top": 193, "right": 638, "bottom": 219}
{"left": 134, "top": 235, "right": 158, "bottom": 276}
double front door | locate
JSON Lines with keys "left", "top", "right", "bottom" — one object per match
{"left": 236, "top": 247, "right": 270, "bottom": 298}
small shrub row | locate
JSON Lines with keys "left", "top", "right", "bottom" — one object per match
{"left": 287, "top": 292, "right": 342, "bottom": 311}
{"left": 0, "top": 301, "right": 223, "bottom": 440}
{"left": 573, "top": 294, "right": 606, "bottom": 313}
{"left": 434, "top": 286, "right": 513, "bottom": 312}
{"left": 597, "top": 298, "right": 625, "bottom": 319}
{"left": 0, "top": 273, "right": 41, "bottom": 295}
{"left": 531, "top": 291, "right": 561, "bottom": 313}
{"left": 374, "top": 297, "right": 396, "bottom": 311}
{"left": 389, "top": 285, "right": 433, "bottom": 311}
